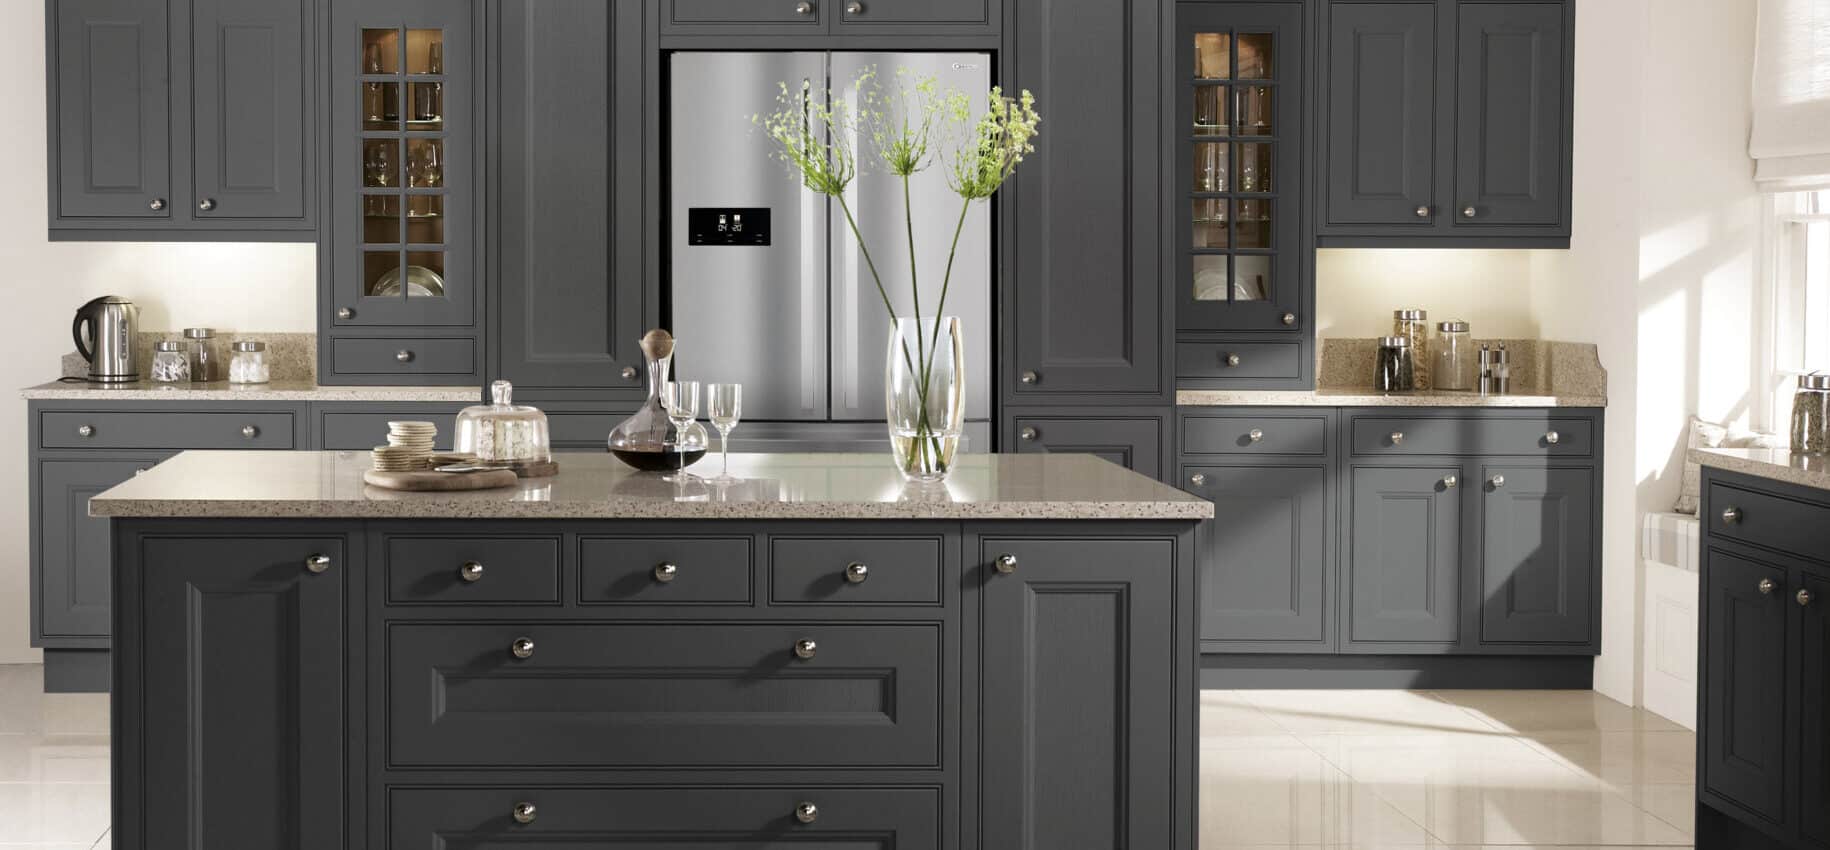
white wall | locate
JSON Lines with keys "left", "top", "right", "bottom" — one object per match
{"left": 1316, "top": 249, "right": 1540, "bottom": 338}
{"left": 0, "top": 2, "right": 317, "bottom": 662}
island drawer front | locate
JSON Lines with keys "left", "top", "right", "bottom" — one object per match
{"left": 385, "top": 537, "right": 562, "bottom": 605}
{"left": 1177, "top": 342, "right": 1304, "bottom": 380}
{"left": 1707, "top": 481, "right": 1830, "bottom": 562}
{"left": 1183, "top": 414, "right": 1329, "bottom": 456}
{"left": 40, "top": 411, "right": 296, "bottom": 450}
{"left": 770, "top": 537, "right": 944, "bottom": 605}
{"left": 388, "top": 786, "right": 941, "bottom": 847}
{"left": 387, "top": 622, "right": 943, "bottom": 768}
{"left": 319, "top": 410, "right": 463, "bottom": 451}
{"left": 578, "top": 537, "right": 754, "bottom": 605}
{"left": 1349, "top": 415, "right": 1594, "bottom": 457}
{"left": 330, "top": 338, "right": 477, "bottom": 376}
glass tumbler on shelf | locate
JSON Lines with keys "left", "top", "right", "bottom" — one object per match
{"left": 150, "top": 342, "right": 190, "bottom": 383}
{"left": 455, "top": 380, "right": 554, "bottom": 469}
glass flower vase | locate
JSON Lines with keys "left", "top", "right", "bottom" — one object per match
{"left": 886, "top": 316, "right": 965, "bottom": 482}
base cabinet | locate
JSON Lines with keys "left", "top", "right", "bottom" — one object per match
{"left": 36, "top": 457, "right": 164, "bottom": 641}
{"left": 1479, "top": 465, "right": 1595, "bottom": 645}
{"left": 1186, "top": 464, "right": 1330, "bottom": 648}
{"left": 1346, "top": 465, "right": 1462, "bottom": 646}
{"left": 1007, "top": 408, "right": 1171, "bottom": 481}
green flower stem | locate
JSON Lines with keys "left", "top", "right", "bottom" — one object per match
{"left": 838, "top": 194, "right": 940, "bottom": 473}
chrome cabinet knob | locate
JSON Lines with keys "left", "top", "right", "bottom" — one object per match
{"left": 77, "top": 424, "right": 95, "bottom": 438}
{"left": 198, "top": 198, "right": 216, "bottom": 211}
{"left": 396, "top": 350, "right": 414, "bottom": 363}
{"left": 1389, "top": 431, "right": 1404, "bottom": 446}
{"left": 844, "top": 562, "right": 870, "bottom": 584}
{"left": 793, "top": 638, "right": 818, "bottom": 660}
{"left": 459, "top": 561, "right": 485, "bottom": 582}
{"left": 1722, "top": 506, "right": 1743, "bottom": 525}
{"left": 511, "top": 637, "right": 536, "bottom": 659}
{"left": 1759, "top": 578, "right": 1777, "bottom": 595}
{"left": 1189, "top": 473, "right": 1207, "bottom": 487}
{"left": 1489, "top": 474, "right": 1506, "bottom": 489}
{"left": 622, "top": 366, "right": 638, "bottom": 380}
{"left": 1020, "top": 370, "right": 1040, "bottom": 385}
{"left": 512, "top": 802, "right": 537, "bottom": 824}
{"left": 795, "top": 802, "right": 820, "bottom": 824}
{"left": 1020, "top": 427, "right": 1039, "bottom": 442}
{"left": 847, "top": 0, "right": 863, "bottom": 12}
{"left": 1545, "top": 430, "right": 1562, "bottom": 445}
{"left": 795, "top": 1, "right": 814, "bottom": 14}
{"left": 1463, "top": 206, "right": 1478, "bottom": 218}
{"left": 135, "top": 468, "right": 149, "bottom": 476}
{"left": 242, "top": 425, "right": 259, "bottom": 439}
{"left": 1799, "top": 588, "right": 1816, "bottom": 607}
{"left": 1225, "top": 353, "right": 1242, "bottom": 367}
{"left": 995, "top": 553, "right": 1018, "bottom": 574}
{"left": 148, "top": 198, "right": 166, "bottom": 211}
{"left": 304, "top": 554, "right": 332, "bottom": 574}
{"left": 1248, "top": 428, "right": 1264, "bottom": 443}
{"left": 1281, "top": 312, "right": 1297, "bottom": 326}
{"left": 653, "top": 562, "right": 678, "bottom": 583}
{"left": 1415, "top": 205, "right": 1431, "bottom": 218}
{"left": 337, "top": 307, "right": 354, "bottom": 320}
{"left": 1443, "top": 475, "right": 1459, "bottom": 489}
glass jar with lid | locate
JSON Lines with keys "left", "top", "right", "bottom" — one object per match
{"left": 1792, "top": 372, "right": 1830, "bottom": 455}
{"left": 229, "top": 341, "right": 270, "bottom": 384}
{"left": 183, "top": 328, "right": 224, "bottom": 382}
{"left": 1433, "top": 320, "right": 1476, "bottom": 391}
{"left": 1374, "top": 336, "right": 1415, "bottom": 392}
{"left": 1393, "top": 310, "right": 1431, "bottom": 390}
{"left": 455, "top": 380, "right": 554, "bottom": 469}
{"left": 150, "top": 341, "right": 190, "bottom": 383}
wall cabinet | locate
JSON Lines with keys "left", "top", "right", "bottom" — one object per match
{"left": 48, "top": 0, "right": 316, "bottom": 239}
{"left": 1318, "top": 0, "right": 1572, "bottom": 246}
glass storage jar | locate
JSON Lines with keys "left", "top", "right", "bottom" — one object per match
{"left": 1374, "top": 336, "right": 1415, "bottom": 392}
{"left": 1434, "top": 320, "right": 1476, "bottom": 391}
{"left": 455, "top": 380, "right": 553, "bottom": 467}
{"left": 229, "top": 341, "right": 270, "bottom": 384}
{"left": 1393, "top": 310, "right": 1431, "bottom": 390}
{"left": 150, "top": 341, "right": 190, "bottom": 383}
{"left": 1792, "top": 372, "right": 1830, "bottom": 455}
{"left": 183, "top": 328, "right": 224, "bottom": 382}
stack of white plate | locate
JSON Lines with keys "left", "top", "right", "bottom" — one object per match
{"left": 372, "top": 421, "right": 438, "bottom": 471}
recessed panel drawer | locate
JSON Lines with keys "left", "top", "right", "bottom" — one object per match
{"left": 1708, "top": 481, "right": 1830, "bottom": 563}
{"left": 330, "top": 338, "right": 476, "bottom": 376}
{"left": 318, "top": 408, "right": 465, "bottom": 451}
{"left": 668, "top": 0, "right": 823, "bottom": 25}
{"left": 1350, "top": 415, "right": 1593, "bottom": 457}
{"left": 578, "top": 536, "right": 754, "bottom": 605}
{"left": 388, "top": 786, "right": 941, "bottom": 848}
{"left": 385, "top": 536, "right": 561, "bottom": 605}
{"left": 1183, "top": 414, "right": 1329, "bottom": 456}
{"left": 1177, "top": 342, "right": 1303, "bottom": 380}
{"left": 41, "top": 411, "right": 295, "bottom": 450}
{"left": 386, "top": 622, "right": 942, "bottom": 768}
{"left": 545, "top": 411, "right": 623, "bottom": 447}
{"left": 770, "top": 537, "right": 943, "bottom": 605}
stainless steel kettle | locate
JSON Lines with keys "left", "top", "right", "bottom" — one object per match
{"left": 73, "top": 296, "right": 140, "bottom": 383}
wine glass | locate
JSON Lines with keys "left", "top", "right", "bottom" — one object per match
{"left": 661, "top": 381, "right": 701, "bottom": 480}
{"left": 706, "top": 383, "right": 742, "bottom": 483}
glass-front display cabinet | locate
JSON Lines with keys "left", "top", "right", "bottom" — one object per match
{"left": 331, "top": 1, "right": 473, "bottom": 327}
{"left": 1176, "top": 3, "right": 1303, "bottom": 333}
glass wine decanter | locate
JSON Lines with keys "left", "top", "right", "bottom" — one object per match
{"left": 608, "top": 329, "right": 708, "bottom": 471}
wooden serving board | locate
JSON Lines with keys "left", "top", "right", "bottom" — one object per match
{"left": 362, "top": 468, "right": 521, "bottom": 492}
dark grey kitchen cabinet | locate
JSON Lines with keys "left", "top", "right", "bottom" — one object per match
{"left": 35, "top": 458, "right": 164, "bottom": 642}
{"left": 1003, "top": 0, "right": 1169, "bottom": 405}
{"left": 311, "top": 401, "right": 469, "bottom": 449}
{"left": 977, "top": 533, "right": 1188, "bottom": 850}
{"left": 1698, "top": 547, "right": 1791, "bottom": 831}
{"left": 1185, "top": 464, "right": 1331, "bottom": 648}
{"left": 48, "top": 0, "right": 317, "bottom": 239}
{"left": 118, "top": 534, "right": 345, "bottom": 850}
{"left": 1007, "top": 408, "right": 1171, "bottom": 481}
{"left": 489, "top": 0, "right": 649, "bottom": 397}
{"left": 1478, "top": 465, "right": 1594, "bottom": 646}
{"left": 1317, "top": 0, "right": 1573, "bottom": 246}
{"left": 662, "top": 0, "right": 998, "bottom": 36}
{"left": 836, "top": 0, "right": 996, "bottom": 31}
{"left": 1801, "top": 568, "right": 1830, "bottom": 849}
{"left": 1345, "top": 464, "right": 1462, "bottom": 646}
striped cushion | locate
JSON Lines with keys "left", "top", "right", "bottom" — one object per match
{"left": 1643, "top": 511, "right": 1700, "bottom": 573}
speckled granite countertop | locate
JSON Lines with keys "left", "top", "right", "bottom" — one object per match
{"left": 1692, "top": 447, "right": 1830, "bottom": 492}
{"left": 22, "top": 379, "right": 480, "bottom": 403}
{"left": 90, "top": 451, "right": 1215, "bottom": 520}
{"left": 1176, "top": 388, "right": 1607, "bottom": 408}
{"left": 1179, "top": 338, "right": 1608, "bottom": 408}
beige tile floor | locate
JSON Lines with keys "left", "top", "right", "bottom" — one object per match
{"left": 0, "top": 665, "right": 1696, "bottom": 849}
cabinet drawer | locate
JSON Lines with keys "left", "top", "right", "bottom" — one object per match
{"left": 667, "top": 0, "right": 822, "bottom": 25}
{"left": 1350, "top": 415, "right": 1593, "bottom": 457}
{"left": 330, "top": 338, "right": 476, "bottom": 376}
{"left": 1177, "top": 342, "right": 1303, "bottom": 380}
{"left": 1183, "top": 414, "right": 1328, "bottom": 456}
{"left": 41, "top": 411, "right": 295, "bottom": 450}
{"left": 840, "top": 0, "right": 989, "bottom": 24}
{"left": 385, "top": 537, "right": 561, "bottom": 605}
{"left": 546, "top": 412, "right": 622, "bottom": 447}
{"left": 770, "top": 537, "right": 943, "bottom": 605}
{"left": 387, "top": 622, "right": 942, "bottom": 767}
{"left": 578, "top": 536, "right": 754, "bottom": 605}
{"left": 318, "top": 408, "right": 464, "bottom": 451}
{"left": 1708, "top": 481, "right": 1830, "bottom": 563}
{"left": 389, "top": 786, "right": 940, "bottom": 848}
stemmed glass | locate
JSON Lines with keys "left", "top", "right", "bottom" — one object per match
{"left": 661, "top": 380, "right": 701, "bottom": 481}
{"left": 706, "top": 383, "right": 742, "bottom": 483}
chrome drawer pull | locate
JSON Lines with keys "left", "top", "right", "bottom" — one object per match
{"left": 1389, "top": 431, "right": 1404, "bottom": 446}
{"left": 1248, "top": 428, "right": 1264, "bottom": 443}
{"left": 1189, "top": 473, "right": 1207, "bottom": 487}
{"left": 1442, "top": 475, "right": 1459, "bottom": 489}
{"left": 1415, "top": 205, "right": 1431, "bottom": 218}
{"left": 795, "top": 1, "right": 814, "bottom": 14}
{"left": 1545, "top": 430, "right": 1562, "bottom": 445}
{"left": 653, "top": 562, "right": 679, "bottom": 583}
{"left": 795, "top": 801, "right": 820, "bottom": 824}
{"left": 844, "top": 562, "right": 870, "bottom": 583}
{"left": 511, "top": 637, "right": 536, "bottom": 659}
{"left": 1020, "top": 427, "right": 1039, "bottom": 442}
{"left": 1489, "top": 474, "right": 1506, "bottom": 489}
{"left": 77, "top": 424, "right": 95, "bottom": 438}
{"left": 396, "top": 350, "right": 414, "bottom": 363}
{"left": 1722, "top": 506, "right": 1743, "bottom": 525}
{"left": 1020, "top": 370, "right": 1040, "bottom": 384}
{"left": 793, "top": 639, "right": 818, "bottom": 660}
{"left": 458, "top": 561, "right": 484, "bottom": 582}
{"left": 1759, "top": 578, "right": 1777, "bottom": 595}
{"left": 1800, "top": 588, "right": 1816, "bottom": 607}
{"left": 242, "top": 425, "right": 259, "bottom": 439}
{"left": 304, "top": 554, "right": 332, "bottom": 574}
{"left": 995, "top": 553, "right": 1018, "bottom": 574}
{"left": 622, "top": 366, "right": 639, "bottom": 380}
{"left": 512, "top": 802, "right": 537, "bottom": 824}
{"left": 1225, "top": 353, "right": 1242, "bottom": 367}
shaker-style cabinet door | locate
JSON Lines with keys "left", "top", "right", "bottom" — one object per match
{"left": 1698, "top": 548, "right": 1789, "bottom": 829}
{"left": 1478, "top": 465, "right": 1595, "bottom": 646}
{"left": 1187, "top": 464, "right": 1330, "bottom": 647}
{"left": 35, "top": 458, "right": 163, "bottom": 642}
{"left": 1452, "top": 2, "right": 1569, "bottom": 229}
{"left": 1798, "top": 569, "right": 1830, "bottom": 848}
{"left": 1008, "top": 410, "right": 1169, "bottom": 480}
{"left": 978, "top": 536, "right": 1179, "bottom": 850}
{"left": 491, "top": 0, "right": 648, "bottom": 393}
{"left": 124, "top": 536, "right": 345, "bottom": 850}
{"left": 189, "top": 0, "right": 313, "bottom": 224}
{"left": 1345, "top": 465, "right": 1462, "bottom": 647}
{"left": 50, "top": 0, "right": 171, "bottom": 220}
{"left": 1322, "top": 2, "right": 1436, "bottom": 228}
{"left": 1004, "top": 0, "right": 1168, "bottom": 403}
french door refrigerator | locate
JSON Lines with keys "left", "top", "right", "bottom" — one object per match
{"left": 669, "top": 52, "right": 992, "bottom": 451}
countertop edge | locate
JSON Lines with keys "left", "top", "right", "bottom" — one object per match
{"left": 22, "top": 383, "right": 482, "bottom": 403}
{"left": 1690, "top": 447, "right": 1830, "bottom": 492}
{"left": 1176, "top": 390, "right": 1609, "bottom": 408}
{"left": 89, "top": 498, "right": 1216, "bottom": 521}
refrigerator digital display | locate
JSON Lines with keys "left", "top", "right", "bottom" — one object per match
{"left": 688, "top": 207, "right": 772, "bottom": 246}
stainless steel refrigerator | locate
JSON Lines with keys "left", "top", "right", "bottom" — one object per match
{"left": 669, "top": 52, "right": 992, "bottom": 452}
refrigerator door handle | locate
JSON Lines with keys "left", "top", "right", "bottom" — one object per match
{"left": 838, "top": 82, "right": 862, "bottom": 413}
{"left": 799, "top": 78, "right": 822, "bottom": 414}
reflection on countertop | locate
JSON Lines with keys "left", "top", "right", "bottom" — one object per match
{"left": 1692, "top": 446, "right": 1830, "bottom": 492}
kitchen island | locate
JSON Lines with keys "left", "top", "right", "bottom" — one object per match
{"left": 92, "top": 451, "right": 1211, "bottom": 850}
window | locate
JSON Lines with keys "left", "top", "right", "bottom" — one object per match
{"left": 1770, "top": 190, "right": 1830, "bottom": 422}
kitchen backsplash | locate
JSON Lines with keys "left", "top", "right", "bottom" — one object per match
{"left": 61, "top": 332, "right": 317, "bottom": 382}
